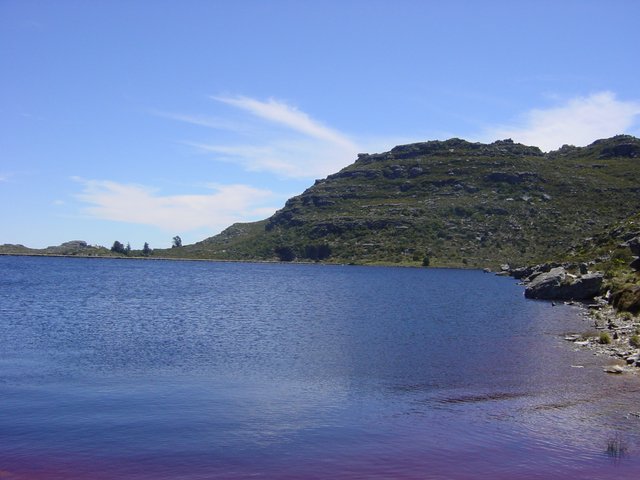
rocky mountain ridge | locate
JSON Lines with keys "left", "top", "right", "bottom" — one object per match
{"left": 171, "top": 135, "right": 640, "bottom": 269}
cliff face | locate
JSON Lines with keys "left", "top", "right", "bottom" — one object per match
{"left": 181, "top": 135, "right": 640, "bottom": 268}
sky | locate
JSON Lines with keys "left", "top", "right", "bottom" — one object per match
{"left": 2, "top": 0, "right": 640, "bottom": 249}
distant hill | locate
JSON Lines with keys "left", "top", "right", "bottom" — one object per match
{"left": 0, "top": 240, "right": 113, "bottom": 257}
{"left": 163, "top": 134, "right": 640, "bottom": 269}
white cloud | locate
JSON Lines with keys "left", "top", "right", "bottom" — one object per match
{"left": 189, "top": 138, "right": 359, "bottom": 179}
{"left": 150, "top": 110, "right": 247, "bottom": 132}
{"left": 183, "top": 95, "right": 362, "bottom": 179}
{"left": 483, "top": 92, "right": 640, "bottom": 151}
{"left": 212, "top": 95, "right": 358, "bottom": 151}
{"left": 73, "top": 178, "right": 278, "bottom": 232}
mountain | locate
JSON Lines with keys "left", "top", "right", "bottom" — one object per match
{"left": 167, "top": 135, "right": 640, "bottom": 269}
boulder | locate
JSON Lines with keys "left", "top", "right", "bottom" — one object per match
{"left": 510, "top": 266, "right": 535, "bottom": 279}
{"left": 571, "top": 273, "right": 606, "bottom": 299}
{"left": 628, "top": 237, "right": 640, "bottom": 256}
{"left": 630, "top": 257, "right": 640, "bottom": 272}
{"left": 524, "top": 267, "right": 567, "bottom": 299}
{"left": 524, "top": 267, "right": 603, "bottom": 300}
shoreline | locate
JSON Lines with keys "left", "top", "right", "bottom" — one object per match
{"left": 562, "top": 298, "right": 640, "bottom": 374}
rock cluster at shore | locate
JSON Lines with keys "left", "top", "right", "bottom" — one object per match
{"left": 505, "top": 262, "right": 604, "bottom": 300}
{"left": 502, "top": 236, "right": 640, "bottom": 374}
{"left": 524, "top": 267, "right": 603, "bottom": 300}
{"left": 563, "top": 298, "right": 640, "bottom": 374}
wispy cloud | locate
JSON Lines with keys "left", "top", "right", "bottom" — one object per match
{"left": 0, "top": 172, "right": 15, "bottom": 183}
{"left": 482, "top": 91, "right": 640, "bottom": 151}
{"left": 176, "top": 95, "right": 362, "bottom": 179}
{"left": 150, "top": 110, "right": 247, "bottom": 132}
{"left": 73, "top": 178, "right": 278, "bottom": 232}
{"left": 212, "top": 95, "right": 358, "bottom": 151}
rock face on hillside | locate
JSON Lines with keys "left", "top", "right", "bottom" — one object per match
{"left": 186, "top": 135, "right": 640, "bottom": 267}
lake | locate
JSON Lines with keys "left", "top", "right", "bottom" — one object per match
{"left": 0, "top": 256, "right": 639, "bottom": 479}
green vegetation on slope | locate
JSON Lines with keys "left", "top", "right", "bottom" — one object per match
{"left": 565, "top": 211, "right": 640, "bottom": 313}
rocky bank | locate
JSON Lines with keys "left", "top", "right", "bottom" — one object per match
{"left": 507, "top": 233, "right": 640, "bottom": 374}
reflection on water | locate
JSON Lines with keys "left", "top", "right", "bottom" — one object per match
{"left": 0, "top": 256, "right": 639, "bottom": 479}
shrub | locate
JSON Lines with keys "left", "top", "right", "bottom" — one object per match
{"left": 630, "top": 335, "right": 640, "bottom": 348}
{"left": 275, "top": 246, "right": 296, "bottom": 262}
{"left": 620, "top": 311, "right": 634, "bottom": 321}
{"left": 599, "top": 332, "right": 612, "bottom": 345}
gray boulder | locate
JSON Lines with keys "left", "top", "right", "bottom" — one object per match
{"left": 524, "top": 267, "right": 603, "bottom": 300}
{"left": 524, "top": 267, "right": 567, "bottom": 299}
{"left": 510, "top": 266, "right": 535, "bottom": 279}
{"left": 571, "top": 273, "right": 605, "bottom": 299}
{"left": 628, "top": 237, "right": 640, "bottom": 256}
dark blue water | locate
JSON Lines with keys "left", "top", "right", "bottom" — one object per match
{"left": 1, "top": 256, "right": 639, "bottom": 479}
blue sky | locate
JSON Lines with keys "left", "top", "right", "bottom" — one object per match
{"left": 2, "top": 0, "right": 640, "bottom": 249}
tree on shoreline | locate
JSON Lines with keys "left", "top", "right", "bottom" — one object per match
{"left": 111, "top": 241, "right": 126, "bottom": 254}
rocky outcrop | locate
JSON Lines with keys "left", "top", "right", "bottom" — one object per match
{"left": 599, "top": 142, "right": 640, "bottom": 159}
{"left": 523, "top": 266, "right": 603, "bottom": 300}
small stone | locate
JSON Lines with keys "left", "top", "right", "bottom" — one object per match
{"left": 604, "top": 365, "right": 624, "bottom": 374}
{"left": 626, "top": 355, "right": 639, "bottom": 364}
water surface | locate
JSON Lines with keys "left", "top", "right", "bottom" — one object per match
{"left": 0, "top": 256, "right": 639, "bottom": 479}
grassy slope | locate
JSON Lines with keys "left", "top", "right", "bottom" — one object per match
{"left": 566, "top": 211, "right": 640, "bottom": 310}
